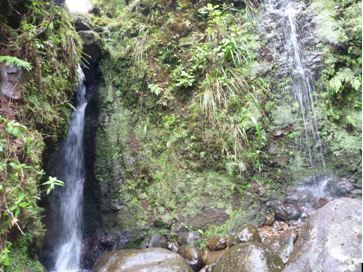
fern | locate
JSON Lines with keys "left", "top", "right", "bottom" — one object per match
{"left": 0, "top": 56, "right": 32, "bottom": 71}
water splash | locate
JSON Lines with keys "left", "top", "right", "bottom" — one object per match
{"left": 53, "top": 66, "right": 87, "bottom": 271}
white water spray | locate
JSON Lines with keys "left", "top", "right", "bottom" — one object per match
{"left": 285, "top": 2, "right": 325, "bottom": 169}
{"left": 53, "top": 67, "right": 87, "bottom": 271}
{"left": 260, "top": 0, "right": 329, "bottom": 198}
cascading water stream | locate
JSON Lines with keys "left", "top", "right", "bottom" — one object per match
{"left": 285, "top": 2, "right": 325, "bottom": 170}
{"left": 260, "top": 0, "right": 329, "bottom": 203}
{"left": 53, "top": 66, "right": 87, "bottom": 271}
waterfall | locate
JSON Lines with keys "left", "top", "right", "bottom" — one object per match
{"left": 261, "top": 0, "right": 325, "bottom": 169}
{"left": 260, "top": 0, "right": 329, "bottom": 197}
{"left": 53, "top": 66, "right": 87, "bottom": 271}
{"left": 284, "top": 2, "right": 325, "bottom": 169}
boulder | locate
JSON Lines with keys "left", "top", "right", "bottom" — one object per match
{"left": 142, "top": 233, "right": 169, "bottom": 249}
{"left": 263, "top": 211, "right": 275, "bottom": 226}
{"left": 274, "top": 203, "right": 301, "bottom": 221}
{"left": 264, "top": 229, "right": 297, "bottom": 264}
{"left": 207, "top": 237, "right": 227, "bottom": 250}
{"left": 93, "top": 248, "right": 193, "bottom": 272}
{"left": 78, "top": 30, "right": 103, "bottom": 63}
{"left": 177, "top": 245, "right": 203, "bottom": 271}
{"left": 227, "top": 225, "right": 262, "bottom": 247}
{"left": 213, "top": 242, "right": 284, "bottom": 272}
{"left": 0, "top": 63, "right": 22, "bottom": 100}
{"left": 168, "top": 241, "right": 179, "bottom": 252}
{"left": 177, "top": 231, "right": 200, "bottom": 246}
{"left": 284, "top": 198, "right": 362, "bottom": 272}
{"left": 202, "top": 248, "right": 226, "bottom": 265}
{"left": 325, "top": 177, "right": 355, "bottom": 197}
{"left": 73, "top": 14, "right": 92, "bottom": 31}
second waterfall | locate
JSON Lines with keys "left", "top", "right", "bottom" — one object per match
{"left": 261, "top": 0, "right": 326, "bottom": 170}
{"left": 52, "top": 67, "right": 88, "bottom": 271}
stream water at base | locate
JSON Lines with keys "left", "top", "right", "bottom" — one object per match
{"left": 52, "top": 67, "right": 87, "bottom": 272}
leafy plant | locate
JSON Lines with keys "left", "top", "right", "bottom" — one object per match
{"left": 0, "top": 56, "right": 32, "bottom": 71}
{"left": 42, "top": 176, "right": 64, "bottom": 195}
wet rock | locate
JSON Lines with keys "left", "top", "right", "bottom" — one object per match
{"left": 313, "top": 196, "right": 329, "bottom": 209}
{"left": 73, "top": 14, "right": 92, "bottom": 31}
{"left": 259, "top": 221, "right": 291, "bottom": 243}
{"left": 213, "top": 242, "right": 284, "bottom": 272}
{"left": 207, "top": 237, "right": 227, "bottom": 250}
{"left": 284, "top": 198, "right": 362, "bottom": 272}
{"left": 168, "top": 241, "right": 179, "bottom": 253}
{"left": 227, "top": 225, "right": 262, "bottom": 247}
{"left": 93, "top": 248, "right": 193, "bottom": 272}
{"left": 258, "top": 221, "right": 299, "bottom": 267}
{"left": 81, "top": 230, "right": 146, "bottom": 269}
{"left": 274, "top": 203, "right": 301, "bottom": 221}
{"left": 325, "top": 177, "right": 355, "bottom": 197}
{"left": 0, "top": 63, "right": 22, "bottom": 100}
{"left": 199, "top": 264, "right": 216, "bottom": 272}
{"left": 264, "top": 229, "right": 297, "bottom": 264}
{"left": 177, "top": 231, "right": 200, "bottom": 246}
{"left": 143, "top": 233, "right": 169, "bottom": 249}
{"left": 202, "top": 248, "right": 226, "bottom": 265}
{"left": 177, "top": 245, "right": 203, "bottom": 272}
{"left": 263, "top": 211, "right": 275, "bottom": 226}
{"left": 78, "top": 30, "right": 103, "bottom": 63}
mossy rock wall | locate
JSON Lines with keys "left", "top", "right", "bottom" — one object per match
{"left": 0, "top": 1, "right": 82, "bottom": 270}
{"left": 93, "top": 0, "right": 361, "bottom": 244}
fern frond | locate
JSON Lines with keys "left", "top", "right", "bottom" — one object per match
{"left": 0, "top": 56, "right": 32, "bottom": 71}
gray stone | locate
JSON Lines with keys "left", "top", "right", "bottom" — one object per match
{"left": 214, "top": 242, "right": 284, "bottom": 272}
{"left": 177, "top": 231, "right": 200, "bottom": 246}
{"left": 264, "top": 230, "right": 297, "bottom": 264}
{"left": 144, "top": 233, "right": 169, "bottom": 249}
{"left": 227, "top": 225, "right": 262, "bottom": 247}
{"left": 274, "top": 203, "right": 301, "bottom": 221}
{"left": 177, "top": 245, "right": 203, "bottom": 271}
{"left": 78, "top": 30, "right": 103, "bottom": 63}
{"left": 73, "top": 15, "right": 92, "bottom": 31}
{"left": 207, "top": 237, "right": 227, "bottom": 250}
{"left": 93, "top": 248, "right": 193, "bottom": 272}
{"left": 0, "top": 63, "right": 22, "bottom": 100}
{"left": 284, "top": 198, "right": 362, "bottom": 272}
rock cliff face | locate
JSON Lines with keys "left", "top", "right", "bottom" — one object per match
{"left": 1, "top": 0, "right": 361, "bottom": 271}
{"left": 89, "top": 0, "right": 361, "bottom": 251}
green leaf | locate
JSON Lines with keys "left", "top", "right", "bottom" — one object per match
{"left": 0, "top": 56, "right": 32, "bottom": 71}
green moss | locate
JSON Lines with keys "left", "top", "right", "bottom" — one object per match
{"left": 0, "top": 2, "right": 82, "bottom": 270}
{"left": 93, "top": 1, "right": 274, "bottom": 237}
{"left": 314, "top": 0, "right": 362, "bottom": 181}
{"left": 93, "top": 0, "right": 361, "bottom": 243}
{"left": 0, "top": 117, "right": 44, "bottom": 270}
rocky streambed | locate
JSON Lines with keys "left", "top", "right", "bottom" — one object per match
{"left": 91, "top": 197, "right": 361, "bottom": 272}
